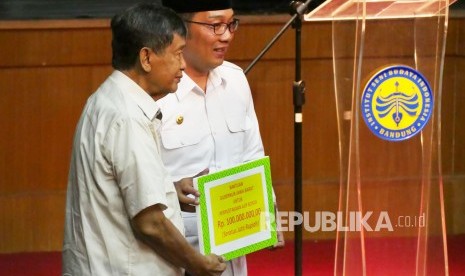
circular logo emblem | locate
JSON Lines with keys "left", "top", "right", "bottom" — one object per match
{"left": 361, "top": 65, "right": 433, "bottom": 141}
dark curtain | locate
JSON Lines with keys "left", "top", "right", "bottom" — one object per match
{"left": 0, "top": 0, "right": 288, "bottom": 20}
{"left": 0, "top": 0, "right": 462, "bottom": 20}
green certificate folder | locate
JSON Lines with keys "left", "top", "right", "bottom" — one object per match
{"left": 194, "top": 156, "right": 277, "bottom": 260}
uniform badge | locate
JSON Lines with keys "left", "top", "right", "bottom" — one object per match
{"left": 176, "top": 115, "right": 184, "bottom": 125}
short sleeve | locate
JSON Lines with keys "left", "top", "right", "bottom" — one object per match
{"left": 104, "top": 117, "right": 171, "bottom": 218}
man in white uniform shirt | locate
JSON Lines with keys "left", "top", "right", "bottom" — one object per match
{"left": 62, "top": 3, "right": 225, "bottom": 275}
{"left": 159, "top": 0, "right": 285, "bottom": 275}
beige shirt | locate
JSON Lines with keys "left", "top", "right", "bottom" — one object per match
{"left": 63, "top": 71, "right": 184, "bottom": 276}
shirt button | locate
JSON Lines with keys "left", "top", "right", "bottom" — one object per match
{"left": 176, "top": 116, "right": 184, "bottom": 124}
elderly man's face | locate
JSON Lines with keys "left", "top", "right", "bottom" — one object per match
{"left": 145, "top": 34, "right": 186, "bottom": 98}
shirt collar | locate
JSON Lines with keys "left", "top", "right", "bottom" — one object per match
{"left": 174, "top": 68, "right": 227, "bottom": 101}
{"left": 208, "top": 69, "right": 224, "bottom": 89}
{"left": 110, "top": 70, "right": 161, "bottom": 121}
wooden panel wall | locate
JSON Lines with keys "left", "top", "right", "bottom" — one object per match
{"left": 0, "top": 15, "right": 464, "bottom": 253}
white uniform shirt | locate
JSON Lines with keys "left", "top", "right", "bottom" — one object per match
{"left": 63, "top": 71, "right": 184, "bottom": 276}
{"left": 158, "top": 61, "right": 264, "bottom": 181}
{"left": 157, "top": 62, "right": 265, "bottom": 275}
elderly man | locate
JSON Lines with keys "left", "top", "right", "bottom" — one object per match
{"left": 62, "top": 3, "right": 225, "bottom": 275}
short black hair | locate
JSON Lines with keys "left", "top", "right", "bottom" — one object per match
{"left": 110, "top": 3, "right": 187, "bottom": 70}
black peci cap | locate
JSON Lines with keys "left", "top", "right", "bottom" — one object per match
{"left": 161, "top": 0, "right": 233, "bottom": 13}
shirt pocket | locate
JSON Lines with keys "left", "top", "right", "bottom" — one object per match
{"left": 160, "top": 127, "right": 209, "bottom": 150}
{"left": 225, "top": 114, "right": 252, "bottom": 133}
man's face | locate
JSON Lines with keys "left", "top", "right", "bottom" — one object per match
{"left": 183, "top": 9, "right": 235, "bottom": 74}
{"left": 147, "top": 33, "right": 186, "bottom": 98}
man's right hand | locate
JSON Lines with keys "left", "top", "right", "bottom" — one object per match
{"left": 189, "top": 254, "right": 226, "bottom": 276}
{"left": 173, "top": 169, "right": 209, "bottom": 212}
{"left": 132, "top": 204, "right": 225, "bottom": 276}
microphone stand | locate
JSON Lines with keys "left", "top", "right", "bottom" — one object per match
{"left": 244, "top": 1, "right": 312, "bottom": 275}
